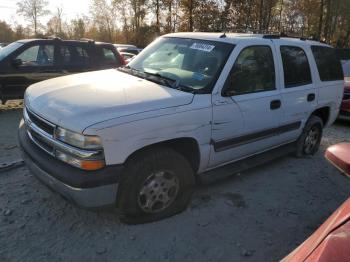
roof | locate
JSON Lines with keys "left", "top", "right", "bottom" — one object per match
{"left": 16, "top": 38, "right": 113, "bottom": 46}
{"left": 163, "top": 32, "right": 330, "bottom": 47}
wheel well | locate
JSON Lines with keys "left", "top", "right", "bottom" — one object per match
{"left": 311, "top": 107, "right": 330, "bottom": 126}
{"left": 126, "top": 138, "right": 201, "bottom": 173}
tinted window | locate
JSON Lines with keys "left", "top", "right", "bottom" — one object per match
{"left": 16, "top": 44, "right": 54, "bottom": 66}
{"left": 335, "top": 49, "right": 350, "bottom": 61}
{"left": 59, "top": 45, "right": 91, "bottom": 67}
{"left": 280, "top": 46, "right": 312, "bottom": 87}
{"left": 101, "top": 47, "right": 121, "bottom": 66}
{"left": 312, "top": 46, "right": 343, "bottom": 81}
{"left": 225, "top": 46, "right": 275, "bottom": 95}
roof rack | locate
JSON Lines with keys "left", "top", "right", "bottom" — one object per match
{"left": 43, "top": 35, "right": 62, "bottom": 41}
{"left": 263, "top": 33, "right": 316, "bottom": 41}
{"left": 80, "top": 38, "right": 95, "bottom": 44}
{"left": 262, "top": 34, "right": 281, "bottom": 39}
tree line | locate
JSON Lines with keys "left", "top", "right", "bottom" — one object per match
{"left": 1, "top": 0, "right": 350, "bottom": 47}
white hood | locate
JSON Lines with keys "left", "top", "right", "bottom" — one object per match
{"left": 25, "top": 69, "right": 194, "bottom": 132}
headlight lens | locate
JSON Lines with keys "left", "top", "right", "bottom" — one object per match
{"left": 56, "top": 151, "right": 105, "bottom": 170}
{"left": 55, "top": 127, "right": 102, "bottom": 150}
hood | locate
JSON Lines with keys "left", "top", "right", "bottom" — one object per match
{"left": 25, "top": 69, "right": 194, "bottom": 133}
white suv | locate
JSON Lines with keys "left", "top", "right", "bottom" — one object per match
{"left": 19, "top": 33, "right": 344, "bottom": 223}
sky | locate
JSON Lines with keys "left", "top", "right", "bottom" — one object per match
{"left": 0, "top": 0, "right": 90, "bottom": 26}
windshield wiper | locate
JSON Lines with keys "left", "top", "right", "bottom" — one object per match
{"left": 118, "top": 66, "right": 195, "bottom": 93}
{"left": 143, "top": 71, "right": 180, "bottom": 89}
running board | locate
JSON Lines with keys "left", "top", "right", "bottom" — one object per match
{"left": 199, "top": 142, "right": 296, "bottom": 184}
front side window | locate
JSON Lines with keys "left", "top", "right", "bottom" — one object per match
{"left": 280, "top": 46, "right": 312, "bottom": 88}
{"left": 225, "top": 45, "right": 276, "bottom": 96}
{"left": 127, "top": 37, "right": 234, "bottom": 92}
{"left": 312, "top": 46, "right": 343, "bottom": 81}
{"left": 16, "top": 44, "right": 54, "bottom": 66}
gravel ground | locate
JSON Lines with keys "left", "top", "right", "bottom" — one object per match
{"left": 0, "top": 104, "right": 349, "bottom": 262}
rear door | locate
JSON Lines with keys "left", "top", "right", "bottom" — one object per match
{"left": 210, "top": 41, "right": 284, "bottom": 167}
{"left": 1, "top": 41, "right": 60, "bottom": 100}
{"left": 57, "top": 42, "right": 95, "bottom": 75}
{"left": 273, "top": 40, "right": 317, "bottom": 142}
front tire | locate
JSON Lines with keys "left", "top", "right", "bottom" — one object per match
{"left": 117, "top": 147, "right": 195, "bottom": 224}
{"left": 295, "top": 115, "right": 323, "bottom": 157}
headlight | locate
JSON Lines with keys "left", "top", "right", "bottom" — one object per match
{"left": 56, "top": 151, "right": 105, "bottom": 171}
{"left": 55, "top": 127, "right": 102, "bottom": 150}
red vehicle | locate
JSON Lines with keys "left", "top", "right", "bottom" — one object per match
{"left": 283, "top": 143, "right": 350, "bottom": 262}
{"left": 339, "top": 78, "right": 350, "bottom": 120}
{"left": 339, "top": 61, "right": 350, "bottom": 120}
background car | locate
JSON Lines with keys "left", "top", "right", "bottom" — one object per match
{"left": 0, "top": 38, "right": 125, "bottom": 104}
{"left": 339, "top": 60, "right": 350, "bottom": 120}
{"left": 120, "top": 51, "right": 136, "bottom": 63}
{"left": 114, "top": 44, "right": 142, "bottom": 55}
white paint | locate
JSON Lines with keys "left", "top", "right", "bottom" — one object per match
{"left": 25, "top": 33, "right": 344, "bottom": 174}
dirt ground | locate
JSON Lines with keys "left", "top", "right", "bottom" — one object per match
{"left": 0, "top": 103, "right": 349, "bottom": 262}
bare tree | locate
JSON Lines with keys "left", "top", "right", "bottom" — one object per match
{"left": 16, "top": 0, "right": 50, "bottom": 36}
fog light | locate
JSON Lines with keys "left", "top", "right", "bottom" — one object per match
{"left": 56, "top": 151, "right": 105, "bottom": 171}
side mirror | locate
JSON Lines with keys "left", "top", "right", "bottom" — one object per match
{"left": 222, "top": 89, "right": 234, "bottom": 97}
{"left": 221, "top": 83, "right": 235, "bottom": 97}
{"left": 11, "top": 58, "right": 22, "bottom": 67}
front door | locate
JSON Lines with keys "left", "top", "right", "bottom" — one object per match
{"left": 210, "top": 43, "right": 283, "bottom": 168}
{"left": 1, "top": 42, "right": 60, "bottom": 100}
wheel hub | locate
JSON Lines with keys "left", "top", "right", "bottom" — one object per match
{"left": 304, "top": 126, "right": 320, "bottom": 154}
{"left": 138, "top": 171, "right": 179, "bottom": 213}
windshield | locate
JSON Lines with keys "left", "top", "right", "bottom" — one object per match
{"left": 0, "top": 42, "right": 23, "bottom": 61}
{"left": 127, "top": 37, "right": 234, "bottom": 92}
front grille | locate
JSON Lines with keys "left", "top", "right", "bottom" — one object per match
{"left": 28, "top": 129, "right": 55, "bottom": 155}
{"left": 343, "top": 92, "right": 350, "bottom": 101}
{"left": 26, "top": 109, "right": 55, "bottom": 135}
{"left": 25, "top": 107, "right": 56, "bottom": 155}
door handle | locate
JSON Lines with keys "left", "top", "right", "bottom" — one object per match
{"left": 270, "top": 100, "right": 281, "bottom": 110}
{"left": 307, "top": 93, "right": 315, "bottom": 102}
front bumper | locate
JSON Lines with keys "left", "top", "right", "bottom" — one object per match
{"left": 18, "top": 120, "right": 123, "bottom": 208}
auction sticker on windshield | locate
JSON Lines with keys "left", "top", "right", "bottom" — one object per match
{"left": 190, "top": 43, "right": 215, "bottom": 52}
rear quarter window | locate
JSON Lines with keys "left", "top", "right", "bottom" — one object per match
{"left": 311, "top": 46, "right": 343, "bottom": 81}
{"left": 97, "top": 46, "right": 122, "bottom": 67}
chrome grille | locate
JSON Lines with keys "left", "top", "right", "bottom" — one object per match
{"left": 24, "top": 107, "right": 56, "bottom": 155}
{"left": 26, "top": 109, "right": 55, "bottom": 135}
{"left": 24, "top": 107, "right": 103, "bottom": 160}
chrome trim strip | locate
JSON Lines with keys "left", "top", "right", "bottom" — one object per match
{"left": 26, "top": 107, "right": 55, "bottom": 128}
{"left": 27, "top": 129, "right": 55, "bottom": 156}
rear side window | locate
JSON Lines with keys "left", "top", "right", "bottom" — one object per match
{"left": 101, "top": 47, "right": 121, "bottom": 66}
{"left": 311, "top": 46, "right": 343, "bottom": 81}
{"left": 59, "top": 45, "right": 91, "bottom": 67}
{"left": 280, "top": 46, "right": 312, "bottom": 88}
{"left": 226, "top": 45, "right": 275, "bottom": 95}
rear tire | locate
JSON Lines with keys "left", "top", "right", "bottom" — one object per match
{"left": 295, "top": 115, "right": 323, "bottom": 157}
{"left": 117, "top": 147, "right": 195, "bottom": 224}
